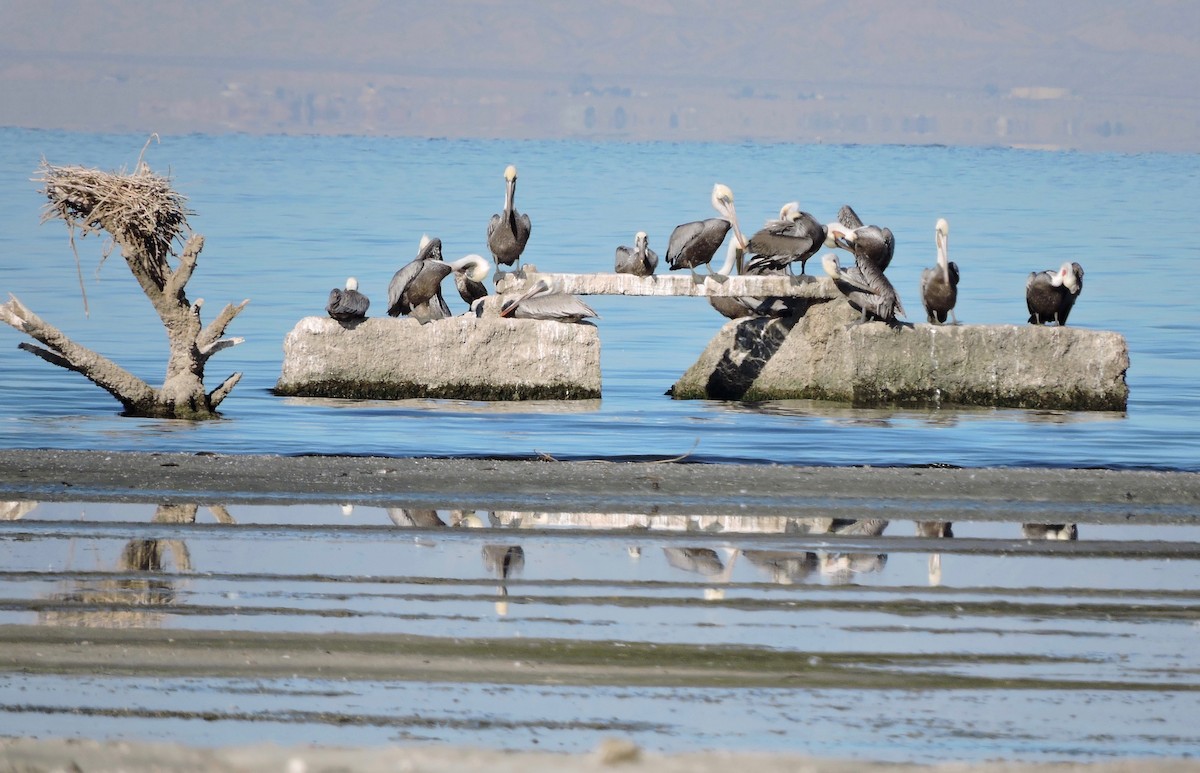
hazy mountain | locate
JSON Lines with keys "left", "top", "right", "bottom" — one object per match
{"left": 1, "top": 1, "right": 1196, "bottom": 151}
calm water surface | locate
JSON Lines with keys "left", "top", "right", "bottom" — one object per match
{"left": 1, "top": 128, "right": 1198, "bottom": 467}
{"left": 2, "top": 500, "right": 1198, "bottom": 760}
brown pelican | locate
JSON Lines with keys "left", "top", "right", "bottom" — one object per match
{"left": 1026, "top": 261, "right": 1084, "bottom": 325}
{"left": 615, "top": 231, "right": 658, "bottom": 276}
{"left": 666, "top": 183, "right": 748, "bottom": 276}
{"left": 387, "top": 235, "right": 452, "bottom": 323}
{"left": 486, "top": 164, "right": 531, "bottom": 269}
{"left": 446, "top": 254, "right": 492, "bottom": 306}
{"left": 837, "top": 204, "right": 895, "bottom": 272}
{"left": 745, "top": 201, "right": 827, "bottom": 276}
{"left": 822, "top": 251, "right": 904, "bottom": 327}
{"left": 325, "top": 276, "right": 370, "bottom": 322}
{"left": 483, "top": 279, "right": 598, "bottom": 323}
{"left": 920, "top": 218, "right": 959, "bottom": 324}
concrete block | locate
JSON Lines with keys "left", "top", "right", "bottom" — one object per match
{"left": 275, "top": 315, "right": 601, "bottom": 400}
{"left": 670, "top": 300, "right": 1129, "bottom": 410}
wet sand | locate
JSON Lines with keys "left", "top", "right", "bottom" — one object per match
{"left": 3, "top": 449, "right": 1200, "bottom": 771}
{"left": 2, "top": 449, "right": 1199, "bottom": 512}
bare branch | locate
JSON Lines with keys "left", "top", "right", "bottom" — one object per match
{"left": 2, "top": 295, "right": 156, "bottom": 407}
{"left": 163, "top": 234, "right": 204, "bottom": 300}
{"left": 208, "top": 372, "right": 243, "bottom": 409}
{"left": 198, "top": 336, "right": 244, "bottom": 357}
{"left": 198, "top": 299, "right": 250, "bottom": 350}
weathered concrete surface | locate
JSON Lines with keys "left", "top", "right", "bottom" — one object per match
{"left": 496, "top": 268, "right": 838, "bottom": 297}
{"left": 275, "top": 315, "right": 600, "bottom": 400}
{"left": 671, "top": 300, "right": 1129, "bottom": 410}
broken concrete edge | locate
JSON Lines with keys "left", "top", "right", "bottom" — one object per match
{"left": 669, "top": 301, "right": 1130, "bottom": 411}
{"left": 273, "top": 380, "right": 601, "bottom": 401}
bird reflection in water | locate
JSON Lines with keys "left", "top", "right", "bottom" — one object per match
{"left": 38, "top": 503, "right": 233, "bottom": 628}
{"left": 1022, "top": 523, "right": 1079, "bottom": 541}
{"left": 916, "top": 520, "right": 954, "bottom": 586}
{"left": 482, "top": 544, "right": 525, "bottom": 616}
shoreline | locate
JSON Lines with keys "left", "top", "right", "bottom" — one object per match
{"left": 1, "top": 449, "right": 1199, "bottom": 516}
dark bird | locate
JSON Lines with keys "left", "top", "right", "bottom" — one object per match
{"left": 822, "top": 248, "right": 905, "bottom": 327}
{"left": 387, "top": 235, "right": 452, "bottom": 323}
{"left": 325, "top": 276, "right": 370, "bottom": 322}
{"left": 837, "top": 204, "right": 895, "bottom": 272}
{"left": 615, "top": 231, "right": 658, "bottom": 276}
{"left": 447, "top": 254, "right": 492, "bottom": 306}
{"left": 745, "top": 201, "right": 827, "bottom": 276}
{"left": 486, "top": 279, "right": 598, "bottom": 323}
{"left": 487, "top": 164, "right": 532, "bottom": 269}
{"left": 920, "top": 218, "right": 960, "bottom": 324}
{"left": 1026, "top": 261, "right": 1084, "bottom": 325}
{"left": 666, "top": 183, "right": 748, "bottom": 276}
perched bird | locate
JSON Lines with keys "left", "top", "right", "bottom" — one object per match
{"left": 387, "top": 235, "right": 452, "bottom": 323}
{"left": 446, "top": 254, "right": 492, "bottom": 306}
{"left": 325, "top": 277, "right": 370, "bottom": 322}
{"left": 920, "top": 218, "right": 960, "bottom": 324}
{"left": 745, "top": 201, "right": 827, "bottom": 275}
{"left": 487, "top": 279, "right": 598, "bottom": 323}
{"left": 666, "top": 183, "right": 748, "bottom": 276}
{"left": 837, "top": 204, "right": 895, "bottom": 272}
{"left": 487, "top": 164, "right": 532, "bottom": 269}
{"left": 1026, "top": 261, "right": 1084, "bottom": 325}
{"left": 615, "top": 231, "right": 658, "bottom": 277}
{"left": 822, "top": 250, "right": 904, "bottom": 327}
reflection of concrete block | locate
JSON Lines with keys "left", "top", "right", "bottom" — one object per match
{"left": 670, "top": 300, "right": 1129, "bottom": 410}
{"left": 275, "top": 315, "right": 601, "bottom": 400}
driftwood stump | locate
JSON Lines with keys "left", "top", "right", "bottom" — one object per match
{"left": 0, "top": 154, "right": 248, "bottom": 419}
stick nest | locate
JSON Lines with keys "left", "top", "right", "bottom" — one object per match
{"left": 35, "top": 157, "right": 193, "bottom": 283}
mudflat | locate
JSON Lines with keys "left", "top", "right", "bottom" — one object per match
{"left": 2, "top": 449, "right": 1199, "bottom": 513}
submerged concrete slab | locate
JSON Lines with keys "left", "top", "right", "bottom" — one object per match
{"left": 670, "top": 300, "right": 1129, "bottom": 410}
{"left": 276, "top": 315, "right": 600, "bottom": 400}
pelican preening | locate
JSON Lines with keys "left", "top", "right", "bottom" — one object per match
{"left": 666, "top": 183, "right": 748, "bottom": 277}
{"left": 447, "top": 253, "right": 492, "bottom": 306}
{"left": 822, "top": 251, "right": 904, "bottom": 327}
{"left": 920, "top": 218, "right": 959, "bottom": 324}
{"left": 1026, "top": 261, "right": 1084, "bottom": 325}
{"left": 615, "top": 231, "right": 658, "bottom": 277}
{"left": 822, "top": 222, "right": 905, "bottom": 326}
{"left": 487, "top": 164, "right": 532, "bottom": 269}
{"left": 477, "top": 279, "right": 598, "bottom": 323}
{"left": 387, "top": 234, "right": 453, "bottom": 323}
{"left": 325, "top": 276, "right": 370, "bottom": 322}
{"left": 836, "top": 204, "right": 895, "bottom": 272}
{"left": 745, "top": 201, "right": 827, "bottom": 276}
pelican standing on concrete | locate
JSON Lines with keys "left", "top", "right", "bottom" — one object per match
{"left": 491, "top": 279, "right": 598, "bottom": 323}
{"left": 920, "top": 218, "right": 959, "bottom": 324}
{"left": 615, "top": 231, "right": 658, "bottom": 277}
{"left": 666, "top": 183, "right": 749, "bottom": 276}
{"left": 746, "top": 201, "right": 827, "bottom": 276}
{"left": 487, "top": 164, "right": 532, "bottom": 270}
{"left": 1026, "top": 261, "right": 1084, "bottom": 325}
{"left": 325, "top": 277, "right": 370, "bottom": 322}
{"left": 387, "top": 235, "right": 453, "bottom": 323}
{"left": 822, "top": 227, "right": 905, "bottom": 327}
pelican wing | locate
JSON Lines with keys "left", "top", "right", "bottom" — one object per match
{"left": 837, "top": 204, "right": 864, "bottom": 229}
{"left": 387, "top": 259, "right": 425, "bottom": 316}
{"left": 666, "top": 218, "right": 730, "bottom": 270}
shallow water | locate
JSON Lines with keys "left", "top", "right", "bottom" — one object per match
{"left": 2, "top": 499, "right": 1199, "bottom": 760}
{"left": 1, "top": 129, "right": 1199, "bottom": 468}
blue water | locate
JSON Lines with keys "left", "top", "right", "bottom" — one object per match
{"left": 1, "top": 128, "right": 1198, "bottom": 469}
